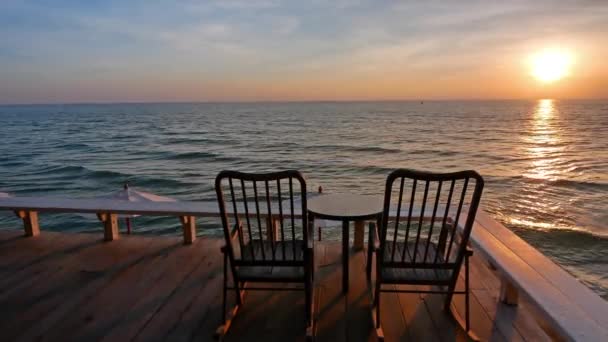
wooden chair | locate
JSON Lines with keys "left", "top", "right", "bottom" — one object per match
{"left": 368, "top": 169, "right": 484, "bottom": 340}
{"left": 215, "top": 170, "right": 315, "bottom": 340}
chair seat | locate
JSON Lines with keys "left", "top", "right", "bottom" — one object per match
{"left": 236, "top": 240, "right": 306, "bottom": 281}
{"left": 381, "top": 241, "right": 454, "bottom": 284}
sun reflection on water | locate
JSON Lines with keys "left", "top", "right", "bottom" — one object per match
{"left": 523, "top": 99, "right": 564, "bottom": 181}
{"left": 505, "top": 99, "right": 572, "bottom": 233}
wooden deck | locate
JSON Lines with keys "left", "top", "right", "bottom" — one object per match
{"left": 0, "top": 229, "right": 552, "bottom": 341}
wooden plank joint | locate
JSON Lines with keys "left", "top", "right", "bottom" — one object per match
{"left": 180, "top": 215, "right": 196, "bottom": 244}
{"left": 14, "top": 210, "right": 40, "bottom": 237}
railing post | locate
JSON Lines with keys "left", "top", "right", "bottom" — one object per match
{"left": 180, "top": 216, "right": 196, "bottom": 245}
{"left": 14, "top": 210, "right": 40, "bottom": 237}
{"left": 354, "top": 220, "right": 365, "bottom": 250}
{"left": 97, "top": 213, "right": 119, "bottom": 241}
{"left": 500, "top": 277, "right": 519, "bottom": 305}
{"left": 266, "top": 216, "right": 278, "bottom": 242}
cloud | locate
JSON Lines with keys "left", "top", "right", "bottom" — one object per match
{"left": 1, "top": 0, "right": 608, "bottom": 103}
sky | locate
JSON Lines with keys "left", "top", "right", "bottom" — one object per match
{"left": 1, "top": 0, "right": 607, "bottom": 104}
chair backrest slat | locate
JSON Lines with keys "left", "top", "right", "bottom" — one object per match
{"left": 264, "top": 180, "right": 276, "bottom": 262}
{"left": 380, "top": 169, "right": 484, "bottom": 275}
{"left": 216, "top": 170, "right": 308, "bottom": 267}
{"left": 411, "top": 180, "right": 430, "bottom": 264}
{"left": 435, "top": 179, "right": 456, "bottom": 264}
{"left": 277, "top": 179, "right": 286, "bottom": 259}
{"left": 400, "top": 179, "right": 417, "bottom": 262}
{"left": 252, "top": 180, "right": 266, "bottom": 261}
{"left": 423, "top": 180, "right": 442, "bottom": 262}
{"left": 289, "top": 177, "right": 296, "bottom": 261}
{"left": 240, "top": 178, "right": 255, "bottom": 261}
{"left": 390, "top": 177, "right": 405, "bottom": 263}
{"left": 444, "top": 177, "right": 469, "bottom": 263}
{"left": 228, "top": 177, "right": 245, "bottom": 251}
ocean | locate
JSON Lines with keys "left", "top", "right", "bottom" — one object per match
{"left": 0, "top": 100, "right": 606, "bottom": 298}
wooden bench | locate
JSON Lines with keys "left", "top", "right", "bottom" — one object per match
{"left": 460, "top": 211, "right": 608, "bottom": 341}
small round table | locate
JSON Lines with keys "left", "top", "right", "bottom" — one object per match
{"left": 308, "top": 193, "right": 384, "bottom": 293}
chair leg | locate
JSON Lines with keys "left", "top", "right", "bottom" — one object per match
{"left": 374, "top": 281, "right": 381, "bottom": 327}
{"left": 370, "top": 278, "right": 384, "bottom": 341}
{"left": 305, "top": 266, "right": 315, "bottom": 340}
{"left": 444, "top": 255, "right": 478, "bottom": 340}
{"left": 367, "top": 222, "right": 373, "bottom": 280}
{"left": 222, "top": 251, "right": 227, "bottom": 324}
{"left": 305, "top": 276, "right": 312, "bottom": 324}
{"left": 465, "top": 253, "right": 470, "bottom": 332}
{"left": 310, "top": 247, "right": 315, "bottom": 281}
{"left": 216, "top": 249, "right": 244, "bottom": 339}
{"left": 443, "top": 284, "right": 455, "bottom": 312}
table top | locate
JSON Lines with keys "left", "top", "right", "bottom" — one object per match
{"left": 307, "top": 193, "right": 384, "bottom": 221}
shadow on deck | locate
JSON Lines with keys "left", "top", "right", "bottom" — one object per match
{"left": 0, "top": 230, "right": 550, "bottom": 341}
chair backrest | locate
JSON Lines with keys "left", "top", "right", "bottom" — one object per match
{"left": 379, "top": 169, "right": 484, "bottom": 272}
{"left": 215, "top": 170, "right": 308, "bottom": 266}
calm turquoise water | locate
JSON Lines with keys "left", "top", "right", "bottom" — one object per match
{"left": 0, "top": 100, "right": 607, "bottom": 298}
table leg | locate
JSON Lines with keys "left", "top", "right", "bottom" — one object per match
{"left": 342, "top": 219, "right": 349, "bottom": 293}
{"left": 354, "top": 220, "right": 365, "bottom": 250}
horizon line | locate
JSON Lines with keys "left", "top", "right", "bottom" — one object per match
{"left": 1, "top": 97, "right": 607, "bottom": 106}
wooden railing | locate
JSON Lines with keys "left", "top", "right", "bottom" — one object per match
{"left": 1, "top": 195, "right": 608, "bottom": 340}
{"left": 0, "top": 196, "right": 222, "bottom": 244}
{"left": 460, "top": 211, "right": 608, "bottom": 341}
{"left": 0, "top": 196, "right": 328, "bottom": 245}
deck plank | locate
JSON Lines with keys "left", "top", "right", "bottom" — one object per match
{"left": 451, "top": 273, "right": 509, "bottom": 342}
{"left": 398, "top": 287, "right": 442, "bottom": 342}
{"left": 94, "top": 239, "right": 217, "bottom": 341}
{"left": 41, "top": 237, "right": 181, "bottom": 341}
{"left": 141, "top": 239, "right": 224, "bottom": 342}
{"left": 0, "top": 229, "right": 562, "bottom": 342}
{"left": 418, "top": 287, "right": 468, "bottom": 342}
{"left": 0, "top": 231, "right": 77, "bottom": 275}
{"left": 8, "top": 235, "right": 163, "bottom": 342}
{"left": 345, "top": 248, "right": 374, "bottom": 342}
{"left": 467, "top": 254, "right": 551, "bottom": 342}
{"left": 0, "top": 232, "right": 97, "bottom": 297}
{"left": 316, "top": 241, "right": 347, "bottom": 342}
{"left": 120, "top": 238, "right": 223, "bottom": 342}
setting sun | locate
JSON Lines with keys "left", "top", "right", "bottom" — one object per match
{"left": 530, "top": 49, "right": 573, "bottom": 83}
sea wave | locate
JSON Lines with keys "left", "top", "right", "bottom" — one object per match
{"left": 486, "top": 174, "right": 608, "bottom": 191}
{"left": 505, "top": 216, "right": 608, "bottom": 239}
{"left": 515, "top": 176, "right": 608, "bottom": 191}
{"left": 10, "top": 164, "right": 194, "bottom": 190}
{"left": 312, "top": 144, "right": 402, "bottom": 154}
{"left": 167, "top": 151, "right": 239, "bottom": 162}
{"left": 162, "top": 137, "right": 241, "bottom": 146}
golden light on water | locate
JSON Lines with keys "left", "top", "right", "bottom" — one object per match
{"left": 509, "top": 99, "right": 567, "bottom": 232}
{"left": 524, "top": 99, "right": 564, "bottom": 181}
{"left": 529, "top": 49, "right": 573, "bottom": 83}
